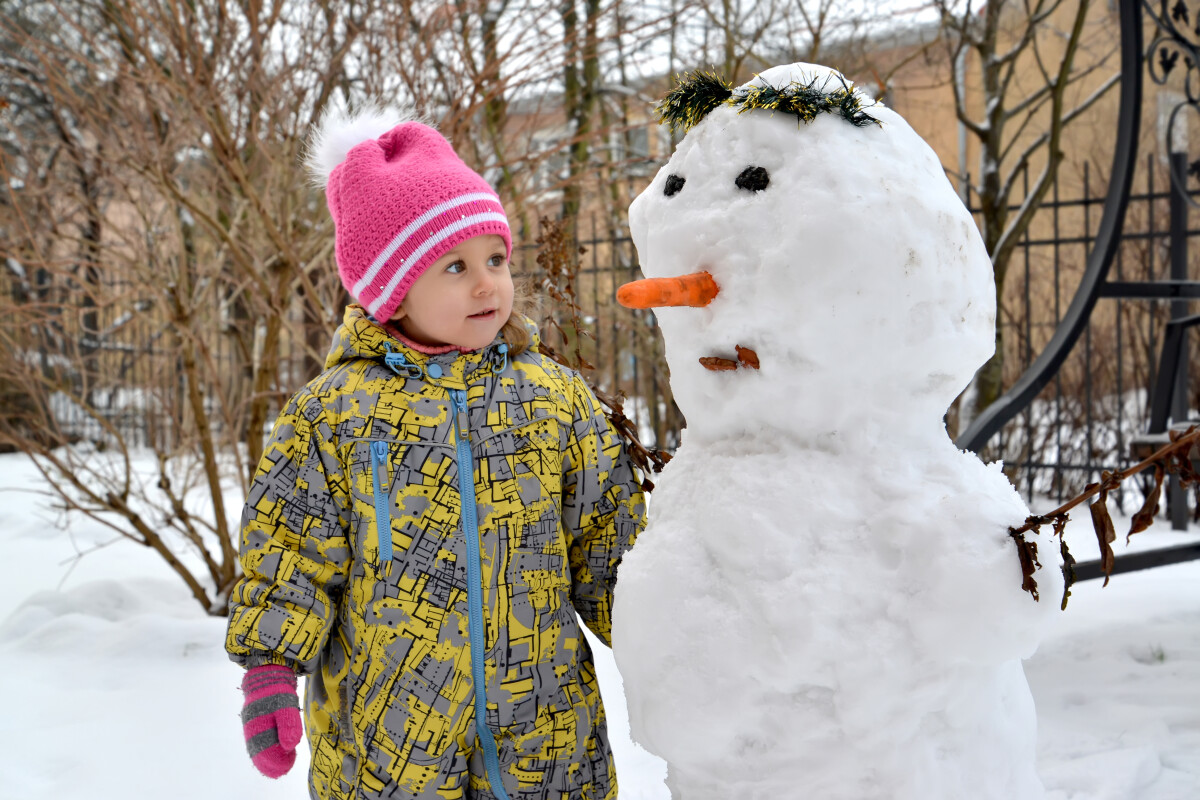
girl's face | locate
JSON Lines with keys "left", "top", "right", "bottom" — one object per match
{"left": 391, "top": 234, "right": 514, "bottom": 351}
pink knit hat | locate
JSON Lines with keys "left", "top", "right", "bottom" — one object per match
{"left": 322, "top": 121, "right": 512, "bottom": 322}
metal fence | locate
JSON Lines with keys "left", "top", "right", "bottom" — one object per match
{"left": 973, "top": 154, "right": 1200, "bottom": 516}
{"left": 23, "top": 144, "right": 1199, "bottom": 528}
{"left": 15, "top": 213, "right": 681, "bottom": 455}
{"left": 511, "top": 216, "right": 683, "bottom": 452}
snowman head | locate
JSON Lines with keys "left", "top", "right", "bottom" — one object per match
{"left": 623, "top": 63, "right": 995, "bottom": 445}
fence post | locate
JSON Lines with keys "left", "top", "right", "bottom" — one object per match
{"left": 1169, "top": 151, "right": 1191, "bottom": 529}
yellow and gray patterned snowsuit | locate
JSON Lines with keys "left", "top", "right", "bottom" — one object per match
{"left": 226, "top": 306, "right": 646, "bottom": 800}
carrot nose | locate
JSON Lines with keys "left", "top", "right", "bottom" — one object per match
{"left": 616, "top": 271, "right": 720, "bottom": 309}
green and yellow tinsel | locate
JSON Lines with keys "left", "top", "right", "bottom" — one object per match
{"left": 656, "top": 69, "right": 882, "bottom": 135}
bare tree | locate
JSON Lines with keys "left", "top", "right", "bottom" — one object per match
{"left": 0, "top": 0, "right": 372, "bottom": 614}
{"left": 658, "top": 0, "right": 937, "bottom": 90}
{"left": 701, "top": 0, "right": 783, "bottom": 78}
{"left": 932, "top": 0, "right": 1119, "bottom": 426}
{"left": 0, "top": 0, "right": 679, "bottom": 615}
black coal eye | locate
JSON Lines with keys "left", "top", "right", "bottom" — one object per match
{"left": 735, "top": 166, "right": 770, "bottom": 192}
{"left": 664, "top": 174, "right": 685, "bottom": 197}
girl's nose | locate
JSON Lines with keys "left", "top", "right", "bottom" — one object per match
{"left": 474, "top": 267, "right": 496, "bottom": 295}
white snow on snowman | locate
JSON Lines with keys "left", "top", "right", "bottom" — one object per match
{"left": 612, "top": 62, "right": 1063, "bottom": 800}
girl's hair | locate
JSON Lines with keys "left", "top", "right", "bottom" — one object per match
{"left": 501, "top": 276, "right": 537, "bottom": 356}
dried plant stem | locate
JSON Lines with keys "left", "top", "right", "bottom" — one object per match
{"left": 1010, "top": 426, "right": 1200, "bottom": 536}
{"left": 532, "top": 217, "right": 671, "bottom": 489}
{"left": 1009, "top": 425, "right": 1200, "bottom": 607}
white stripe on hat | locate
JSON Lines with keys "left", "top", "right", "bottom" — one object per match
{"left": 353, "top": 191, "right": 504, "bottom": 297}
{"left": 367, "top": 211, "right": 510, "bottom": 317}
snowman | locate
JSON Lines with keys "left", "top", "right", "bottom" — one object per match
{"left": 611, "top": 63, "right": 1062, "bottom": 800}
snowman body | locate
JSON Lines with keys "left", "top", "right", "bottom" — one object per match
{"left": 611, "top": 63, "right": 1062, "bottom": 799}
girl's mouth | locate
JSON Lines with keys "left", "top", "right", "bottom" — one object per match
{"left": 470, "top": 309, "right": 497, "bottom": 320}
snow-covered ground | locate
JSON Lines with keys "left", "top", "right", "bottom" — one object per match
{"left": 0, "top": 449, "right": 1198, "bottom": 800}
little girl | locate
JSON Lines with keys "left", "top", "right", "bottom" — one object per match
{"left": 225, "top": 111, "right": 646, "bottom": 800}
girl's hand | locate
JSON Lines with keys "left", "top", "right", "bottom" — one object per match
{"left": 240, "top": 664, "right": 304, "bottom": 778}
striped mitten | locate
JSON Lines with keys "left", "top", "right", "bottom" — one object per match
{"left": 240, "top": 664, "right": 303, "bottom": 778}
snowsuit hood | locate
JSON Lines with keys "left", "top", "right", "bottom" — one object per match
{"left": 324, "top": 305, "right": 402, "bottom": 371}
{"left": 227, "top": 305, "right": 644, "bottom": 800}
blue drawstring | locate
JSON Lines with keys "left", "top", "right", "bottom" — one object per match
{"left": 383, "top": 343, "right": 424, "bottom": 379}
{"left": 491, "top": 343, "right": 509, "bottom": 374}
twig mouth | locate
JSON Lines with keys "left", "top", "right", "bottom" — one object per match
{"left": 700, "top": 345, "right": 760, "bottom": 372}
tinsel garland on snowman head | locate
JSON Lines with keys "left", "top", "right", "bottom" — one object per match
{"left": 655, "top": 68, "right": 882, "bottom": 134}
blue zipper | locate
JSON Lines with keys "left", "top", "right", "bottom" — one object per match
{"left": 450, "top": 388, "right": 510, "bottom": 800}
{"left": 370, "top": 441, "right": 393, "bottom": 565}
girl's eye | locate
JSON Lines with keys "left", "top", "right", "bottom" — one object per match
{"left": 445, "top": 261, "right": 466, "bottom": 274}
{"left": 488, "top": 254, "right": 506, "bottom": 267}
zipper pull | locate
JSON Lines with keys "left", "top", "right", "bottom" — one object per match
{"left": 371, "top": 441, "right": 390, "bottom": 493}
{"left": 450, "top": 389, "right": 470, "bottom": 441}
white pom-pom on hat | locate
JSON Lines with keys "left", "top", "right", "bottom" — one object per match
{"left": 305, "top": 103, "right": 426, "bottom": 186}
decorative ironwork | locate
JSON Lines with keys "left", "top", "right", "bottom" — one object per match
{"left": 957, "top": 0, "right": 1142, "bottom": 451}
{"left": 1146, "top": 0, "right": 1200, "bottom": 203}
{"left": 960, "top": 0, "right": 1200, "bottom": 573}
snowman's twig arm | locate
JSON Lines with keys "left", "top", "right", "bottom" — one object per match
{"left": 1008, "top": 426, "right": 1200, "bottom": 536}
{"left": 1006, "top": 426, "right": 1200, "bottom": 606}
{"left": 586, "top": 382, "right": 672, "bottom": 490}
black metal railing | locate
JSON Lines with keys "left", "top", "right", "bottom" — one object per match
{"left": 969, "top": 155, "right": 1200, "bottom": 513}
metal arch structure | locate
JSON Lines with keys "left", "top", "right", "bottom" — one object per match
{"left": 956, "top": 0, "right": 1144, "bottom": 453}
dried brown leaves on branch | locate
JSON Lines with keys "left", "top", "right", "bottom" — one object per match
{"left": 532, "top": 217, "right": 671, "bottom": 490}
{"left": 1010, "top": 426, "right": 1200, "bottom": 610}
{"left": 535, "top": 217, "right": 594, "bottom": 372}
